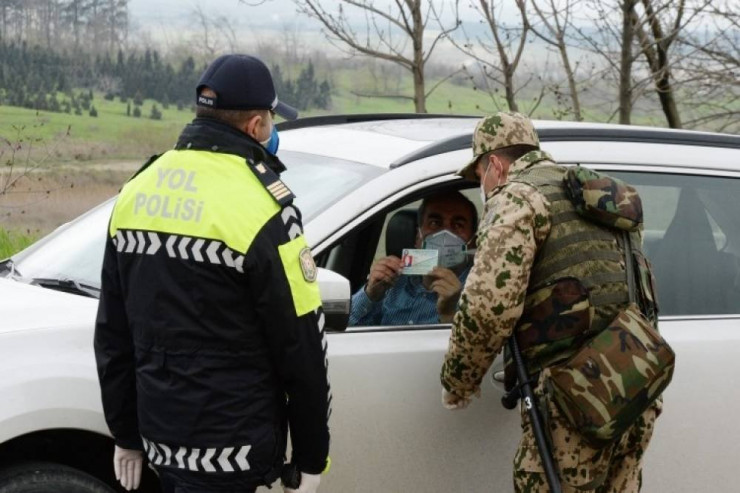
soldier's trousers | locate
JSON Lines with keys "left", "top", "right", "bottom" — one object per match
{"left": 512, "top": 382, "right": 661, "bottom": 493}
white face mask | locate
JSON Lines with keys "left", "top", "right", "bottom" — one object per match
{"left": 479, "top": 160, "right": 492, "bottom": 205}
{"left": 480, "top": 158, "right": 504, "bottom": 204}
{"left": 422, "top": 229, "right": 470, "bottom": 268}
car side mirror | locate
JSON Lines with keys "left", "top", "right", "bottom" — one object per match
{"left": 317, "top": 268, "right": 350, "bottom": 332}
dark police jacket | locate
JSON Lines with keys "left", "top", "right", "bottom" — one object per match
{"left": 94, "top": 118, "right": 330, "bottom": 485}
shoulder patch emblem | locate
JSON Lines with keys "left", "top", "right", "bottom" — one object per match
{"left": 299, "top": 247, "right": 317, "bottom": 282}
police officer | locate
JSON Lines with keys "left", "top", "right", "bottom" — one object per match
{"left": 94, "top": 54, "right": 330, "bottom": 493}
{"left": 439, "top": 112, "right": 661, "bottom": 492}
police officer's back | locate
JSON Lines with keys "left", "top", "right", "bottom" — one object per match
{"left": 94, "top": 54, "right": 330, "bottom": 493}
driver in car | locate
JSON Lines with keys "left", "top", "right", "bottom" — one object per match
{"left": 349, "top": 190, "right": 477, "bottom": 326}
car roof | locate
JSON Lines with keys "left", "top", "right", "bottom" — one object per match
{"left": 278, "top": 114, "right": 740, "bottom": 172}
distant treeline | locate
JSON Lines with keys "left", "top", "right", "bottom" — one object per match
{"left": 0, "top": 41, "right": 331, "bottom": 116}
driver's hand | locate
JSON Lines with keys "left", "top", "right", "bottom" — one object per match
{"left": 426, "top": 266, "right": 462, "bottom": 322}
{"left": 365, "top": 256, "right": 404, "bottom": 301}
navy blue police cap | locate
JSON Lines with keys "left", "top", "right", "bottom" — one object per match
{"left": 196, "top": 54, "right": 298, "bottom": 121}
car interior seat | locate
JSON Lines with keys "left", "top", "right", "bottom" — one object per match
{"left": 651, "top": 188, "right": 734, "bottom": 315}
{"left": 385, "top": 209, "right": 418, "bottom": 259}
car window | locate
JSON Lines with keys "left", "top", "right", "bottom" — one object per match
{"left": 610, "top": 171, "right": 740, "bottom": 316}
{"left": 329, "top": 185, "right": 481, "bottom": 328}
{"left": 279, "top": 151, "right": 382, "bottom": 222}
{"left": 9, "top": 198, "right": 114, "bottom": 288}
{"left": 373, "top": 188, "right": 482, "bottom": 261}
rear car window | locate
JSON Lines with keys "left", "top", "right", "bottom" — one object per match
{"left": 611, "top": 171, "right": 740, "bottom": 316}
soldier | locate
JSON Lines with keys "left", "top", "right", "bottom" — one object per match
{"left": 440, "top": 112, "right": 662, "bottom": 492}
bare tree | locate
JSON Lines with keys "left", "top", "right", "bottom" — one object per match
{"left": 678, "top": 3, "right": 740, "bottom": 132}
{"left": 294, "top": 0, "right": 462, "bottom": 113}
{"left": 190, "top": 4, "right": 240, "bottom": 60}
{"left": 618, "top": 0, "right": 636, "bottom": 124}
{"left": 573, "top": 0, "right": 652, "bottom": 124}
{"left": 629, "top": 0, "right": 710, "bottom": 128}
{"left": 1, "top": 120, "right": 70, "bottom": 198}
{"left": 448, "top": 0, "right": 530, "bottom": 113}
{"left": 528, "top": 0, "right": 584, "bottom": 120}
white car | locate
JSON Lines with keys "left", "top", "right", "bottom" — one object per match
{"left": 1, "top": 115, "right": 739, "bottom": 492}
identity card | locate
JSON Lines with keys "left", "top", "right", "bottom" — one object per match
{"left": 401, "top": 248, "right": 438, "bottom": 275}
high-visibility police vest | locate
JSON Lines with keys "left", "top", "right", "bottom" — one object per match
{"left": 110, "top": 149, "right": 321, "bottom": 317}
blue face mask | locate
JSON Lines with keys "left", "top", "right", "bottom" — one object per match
{"left": 260, "top": 125, "right": 280, "bottom": 155}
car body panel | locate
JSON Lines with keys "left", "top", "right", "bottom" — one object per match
{"left": 0, "top": 280, "right": 108, "bottom": 444}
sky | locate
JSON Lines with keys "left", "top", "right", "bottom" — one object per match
{"left": 126, "top": 0, "right": 537, "bottom": 66}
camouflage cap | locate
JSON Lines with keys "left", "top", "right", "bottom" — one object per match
{"left": 457, "top": 112, "right": 540, "bottom": 181}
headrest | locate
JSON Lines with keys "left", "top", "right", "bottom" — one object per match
{"left": 385, "top": 209, "right": 418, "bottom": 259}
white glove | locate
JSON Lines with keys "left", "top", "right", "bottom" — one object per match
{"left": 284, "top": 471, "right": 321, "bottom": 493}
{"left": 442, "top": 388, "right": 471, "bottom": 410}
{"left": 113, "top": 445, "right": 143, "bottom": 491}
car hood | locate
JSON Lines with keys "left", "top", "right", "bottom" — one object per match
{"left": 0, "top": 277, "right": 98, "bottom": 334}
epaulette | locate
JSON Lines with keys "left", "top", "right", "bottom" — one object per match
{"left": 246, "top": 158, "right": 295, "bottom": 207}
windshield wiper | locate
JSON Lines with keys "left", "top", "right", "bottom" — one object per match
{"left": 29, "top": 277, "right": 100, "bottom": 299}
{"left": 0, "top": 258, "right": 21, "bottom": 278}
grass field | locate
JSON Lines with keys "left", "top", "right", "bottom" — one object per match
{"left": 0, "top": 227, "right": 36, "bottom": 258}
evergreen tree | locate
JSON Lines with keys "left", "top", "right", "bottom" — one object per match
{"left": 316, "top": 80, "right": 332, "bottom": 109}
{"left": 89, "top": 105, "right": 98, "bottom": 117}
{"left": 295, "top": 61, "right": 318, "bottom": 111}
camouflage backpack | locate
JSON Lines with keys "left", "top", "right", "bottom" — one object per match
{"left": 544, "top": 166, "right": 675, "bottom": 446}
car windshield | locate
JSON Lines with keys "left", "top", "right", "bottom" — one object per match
{"left": 8, "top": 153, "right": 380, "bottom": 291}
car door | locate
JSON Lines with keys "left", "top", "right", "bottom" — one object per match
{"left": 309, "top": 163, "right": 522, "bottom": 492}
{"left": 604, "top": 167, "right": 740, "bottom": 492}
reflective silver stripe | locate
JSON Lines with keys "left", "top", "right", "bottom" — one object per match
{"left": 178, "top": 237, "right": 191, "bottom": 260}
{"left": 188, "top": 448, "right": 200, "bottom": 472}
{"left": 191, "top": 238, "right": 205, "bottom": 262}
{"left": 218, "top": 447, "right": 235, "bottom": 472}
{"left": 221, "top": 248, "right": 235, "bottom": 267}
{"left": 165, "top": 235, "right": 177, "bottom": 258}
{"left": 160, "top": 442, "right": 172, "bottom": 466}
{"left": 142, "top": 439, "right": 252, "bottom": 473}
{"left": 146, "top": 232, "right": 161, "bottom": 255}
{"left": 174, "top": 447, "right": 187, "bottom": 469}
{"left": 281, "top": 206, "right": 303, "bottom": 240}
{"left": 125, "top": 231, "right": 136, "bottom": 253}
{"left": 115, "top": 231, "right": 246, "bottom": 274}
{"left": 136, "top": 231, "right": 146, "bottom": 254}
{"left": 206, "top": 241, "right": 221, "bottom": 264}
{"left": 315, "top": 307, "right": 332, "bottom": 421}
{"left": 201, "top": 448, "right": 217, "bottom": 472}
{"left": 115, "top": 231, "right": 125, "bottom": 252}
{"left": 281, "top": 206, "right": 297, "bottom": 224}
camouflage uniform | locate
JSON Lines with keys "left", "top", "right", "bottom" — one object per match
{"left": 441, "top": 112, "right": 661, "bottom": 492}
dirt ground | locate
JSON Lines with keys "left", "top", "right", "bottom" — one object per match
{"left": 0, "top": 161, "right": 142, "bottom": 236}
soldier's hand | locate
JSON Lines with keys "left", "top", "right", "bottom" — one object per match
{"left": 365, "top": 256, "right": 404, "bottom": 301}
{"left": 426, "top": 266, "right": 462, "bottom": 322}
{"left": 113, "top": 445, "right": 143, "bottom": 491}
{"left": 442, "top": 388, "right": 471, "bottom": 410}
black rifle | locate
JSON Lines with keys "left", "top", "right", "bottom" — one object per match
{"left": 501, "top": 336, "right": 562, "bottom": 493}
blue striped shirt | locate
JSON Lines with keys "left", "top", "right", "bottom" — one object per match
{"left": 349, "top": 268, "right": 471, "bottom": 326}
